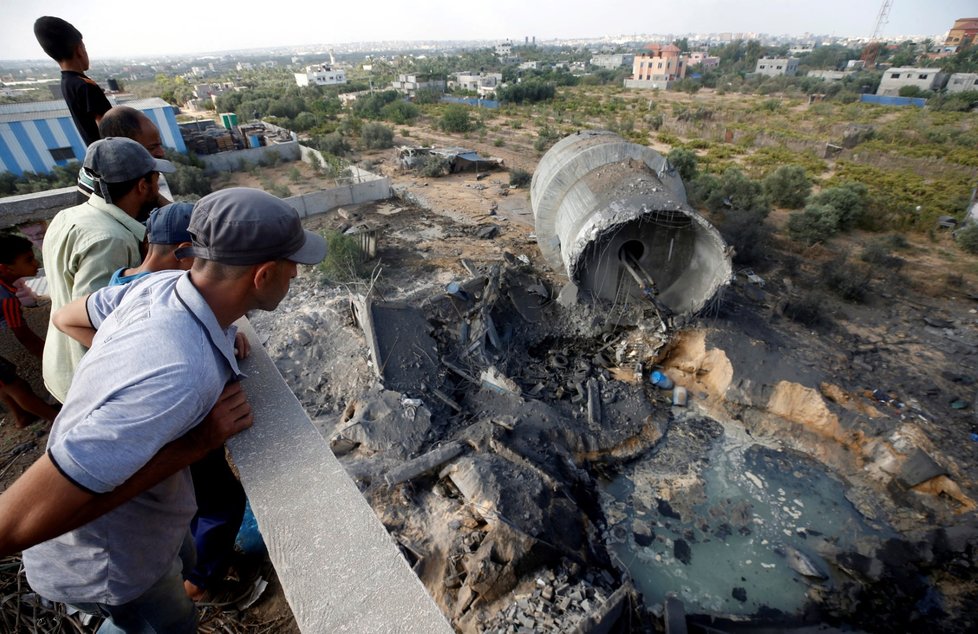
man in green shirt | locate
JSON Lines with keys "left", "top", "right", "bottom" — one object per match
{"left": 42, "top": 137, "right": 173, "bottom": 403}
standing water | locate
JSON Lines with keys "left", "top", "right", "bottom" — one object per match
{"left": 603, "top": 423, "right": 892, "bottom": 615}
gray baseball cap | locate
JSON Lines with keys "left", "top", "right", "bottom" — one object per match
{"left": 83, "top": 137, "right": 174, "bottom": 183}
{"left": 177, "top": 188, "right": 327, "bottom": 265}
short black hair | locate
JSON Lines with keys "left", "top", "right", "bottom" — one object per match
{"left": 100, "top": 172, "right": 154, "bottom": 203}
{"left": 99, "top": 106, "right": 145, "bottom": 139}
{"left": 0, "top": 233, "right": 33, "bottom": 265}
{"left": 33, "top": 16, "right": 83, "bottom": 62}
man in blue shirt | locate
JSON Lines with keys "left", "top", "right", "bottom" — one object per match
{"left": 0, "top": 188, "right": 326, "bottom": 632}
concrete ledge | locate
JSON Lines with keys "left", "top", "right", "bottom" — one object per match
{"left": 229, "top": 319, "right": 452, "bottom": 633}
{"left": 0, "top": 187, "right": 78, "bottom": 228}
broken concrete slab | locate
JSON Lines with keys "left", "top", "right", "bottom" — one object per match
{"left": 352, "top": 296, "right": 440, "bottom": 394}
{"left": 896, "top": 449, "right": 947, "bottom": 489}
{"left": 384, "top": 441, "right": 468, "bottom": 487}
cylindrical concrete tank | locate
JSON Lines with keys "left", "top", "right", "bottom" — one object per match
{"left": 531, "top": 131, "right": 731, "bottom": 316}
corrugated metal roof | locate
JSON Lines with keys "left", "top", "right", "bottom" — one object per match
{"left": 0, "top": 97, "right": 173, "bottom": 123}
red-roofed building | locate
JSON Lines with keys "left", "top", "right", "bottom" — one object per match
{"left": 625, "top": 43, "right": 688, "bottom": 89}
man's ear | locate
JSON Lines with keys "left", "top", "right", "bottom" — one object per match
{"left": 252, "top": 261, "right": 277, "bottom": 289}
{"left": 173, "top": 242, "right": 194, "bottom": 270}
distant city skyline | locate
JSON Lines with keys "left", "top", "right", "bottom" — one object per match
{"left": 1, "top": 0, "right": 974, "bottom": 62}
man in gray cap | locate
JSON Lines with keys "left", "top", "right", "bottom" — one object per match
{"left": 0, "top": 188, "right": 326, "bottom": 632}
{"left": 42, "top": 136, "right": 173, "bottom": 403}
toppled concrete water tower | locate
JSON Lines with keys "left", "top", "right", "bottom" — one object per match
{"left": 531, "top": 131, "right": 732, "bottom": 316}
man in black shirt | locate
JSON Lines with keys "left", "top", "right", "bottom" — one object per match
{"left": 34, "top": 17, "right": 111, "bottom": 147}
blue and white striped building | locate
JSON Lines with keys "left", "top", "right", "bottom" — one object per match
{"left": 0, "top": 97, "right": 186, "bottom": 176}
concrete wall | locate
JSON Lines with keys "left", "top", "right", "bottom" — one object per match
{"left": 624, "top": 78, "right": 673, "bottom": 90}
{"left": 0, "top": 186, "right": 78, "bottom": 229}
{"left": 199, "top": 141, "right": 301, "bottom": 174}
{"left": 228, "top": 319, "right": 452, "bottom": 633}
{"left": 286, "top": 165, "right": 391, "bottom": 218}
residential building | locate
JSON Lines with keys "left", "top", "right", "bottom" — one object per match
{"left": 495, "top": 42, "right": 512, "bottom": 57}
{"left": 590, "top": 54, "right": 634, "bottom": 70}
{"left": 0, "top": 97, "right": 185, "bottom": 176}
{"left": 876, "top": 67, "right": 947, "bottom": 96}
{"left": 519, "top": 61, "right": 540, "bottom": 71}
{"left": 946, "top": 73, "right": 978, "bottom": 93}
{"left": 944, "top": 17, "right": 978, "bottom": 51}
{"left": 753, "top": 56, "right": 799, "bottom": 77}
{"left": 391, "top": 74, "right": 446, "bottom": 97}
{"left": 624, "top": 44, "right": 687, "bottom": 89}
{"left": 807, "top": 70, "right": 847, "bottom": 82}
{"left": 845, "top": 60, "right": 865, "bottom": 71}
{"left": 687, "top": 51, "right": 719, "bottom": 69}
{"left": 294, "top": 63, "right": 347, "bottom": 87}
{"left": 450, "top": 72, "right": 503, "bottom": 97}
{"left": 236, "top": 62, "right": 253, "bottom": 71}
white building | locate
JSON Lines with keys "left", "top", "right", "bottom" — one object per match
{"left": 450, "top": 72, "right": 503, "bottom": 97}
{"left": 946, "top": 73, "right": 978, "bottom": 94}
{"left": 753, "top": 56, "right": 799, "bottom": 77}
{"left": 590, "top": 54, "right": 634, "bottom": 70}
{"left": 807, "top": 70, "right": 848, "bottom": 82}
{"left": 876, "top": 67, "right": 946, "bottom": 96}
{"left": 294, "top": 63, "right": 348, "bottom": 87}
{"left": 391, "top": 74, "right": 446, "bottom": 97}
{"left": 495, "top": 42, "right": 512, "bottom": 57}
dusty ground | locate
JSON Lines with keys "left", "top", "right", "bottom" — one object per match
{"left": 3, "top": 119, "right": 978, "bottom": 631}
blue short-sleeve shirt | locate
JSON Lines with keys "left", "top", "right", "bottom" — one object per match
{"left": 23, "top": 270, "right": 242, "bottom": 605}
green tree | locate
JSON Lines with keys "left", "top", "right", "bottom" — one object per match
{"left": 381, "top": 100, "right": 419, "bottom": 124}
{"left": 360, "top": 122, "right": 394, "bottom": 149}
{"left": 440, "top": 104, "right": 472, "bottom": 133}
{"left": 786, "top": 203, "right": 842, "bottom": 245}
{"left": 763, "top": 165, "right": 811, "bottom": 209}
{"left": 810, "top": 182, "right": 868, "bottom": 231}
{"left": 667, "top": 148, "right": 698, "bottom": 182}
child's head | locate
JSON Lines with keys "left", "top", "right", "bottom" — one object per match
{"left": 33, "top": 16, "right": 87, "bottom": 66}
{"left": 0, "top": 233, "right": 40, "bottom": 281}
{"left": 145, "top": 203, "right": 195, "bottom": 271}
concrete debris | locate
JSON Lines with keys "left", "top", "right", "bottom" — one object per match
{"left": 479, "top": 568, "right": 622, "bottom": 634}
{"left": 384, "top": 441, "right": 468, "bottom": 487}
{"left": 332, "top": 386, "right": 432, "bottom": 459}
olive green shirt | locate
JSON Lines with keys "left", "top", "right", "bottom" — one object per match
{"left": 41, "top": 196, "right": 145, "bottom": 403}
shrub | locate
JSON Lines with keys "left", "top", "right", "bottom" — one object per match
{"left": 319, "top": 230, "right": 366, "bottom": 283}
{"left": 860, "top": 238, "right": 905, "bottom": 270}
{"left": 509, "top": 168, "right": 531, "bottom": 188}
{"left": 292, "top": 112, "right": 318, "bottom": 132}
{"left": 787, "top": 203, "right": 841, "bottom": 245}
{"left": 719, "top": 209, "right": 772, "bottom": 265}
{"left": 823, "top": 257, "right": 870, "bottom": 302}
{"left": 783, "top": 291, "right": 828, "bottom": 328}
{"left": 703, "top": 168, "right": 770, "bottom": 217}
{"left": 360, "top": 122, "right": 394, "bottom": 150}
{"left": 956, "top": 223, "right": 978, "bottom": 254}
{"left": 314, "top": 132, "right": 350, "bottom": 156}
{"left": 169, "top": 162, "right": 211, "bottom": 197}
{"left": 419, "top": 155, "right": 450, "bottom": 177}
{"left": 667, "top": 147, "right": 698, "bottom": 182}
{"left": 440, "top": 105, "right": 472, "bottom": 133}
{"left": 763, "top": 165, "right": 811, "bottom": 209}
{"left": 810, "top": 182, "right": 868, "bottom": 231}
{"left": 381, "top": 100, "right": 419, "bottom": 125}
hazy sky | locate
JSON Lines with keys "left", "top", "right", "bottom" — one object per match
{"left": 1, "top": 0, "right": 974, "bottom": 61}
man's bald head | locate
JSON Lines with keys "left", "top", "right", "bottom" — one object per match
{"left": 99, "top": 106, "right": 164, "bottom": 158}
